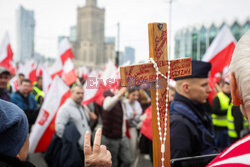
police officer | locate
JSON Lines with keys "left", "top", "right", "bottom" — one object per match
{"left": 212, "top": 81, "right": 231, "bottom": 150}
{"left": 170, "top": 60, "right": 216, "bottom": 158}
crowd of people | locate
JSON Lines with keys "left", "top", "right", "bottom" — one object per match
{"left": 1, "top": 30, "right": 250, "bottom": 167}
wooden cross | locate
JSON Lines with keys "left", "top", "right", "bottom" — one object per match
{"left": 120, "top": 23, "right": 192, "bottom": 167}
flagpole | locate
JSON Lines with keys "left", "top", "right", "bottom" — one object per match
{"left": 168, "top": 0, "right": 174, "bottom": 59}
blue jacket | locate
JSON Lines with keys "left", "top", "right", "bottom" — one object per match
{"left": 10, "top": 91, "right": 37, "bottom": 111}
{"left": 10, "top": 91, "right": 38, "bottom": 129}
{"left": 170, "top": 92, "right": 217, "bottom": 158}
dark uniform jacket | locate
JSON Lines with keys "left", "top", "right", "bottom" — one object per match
{"left": 170, "top": 92, "right": 217, "bottom": 158}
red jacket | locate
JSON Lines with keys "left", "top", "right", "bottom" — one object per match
{"left": 140, "top": 106, "right": 152, "bottom": 140}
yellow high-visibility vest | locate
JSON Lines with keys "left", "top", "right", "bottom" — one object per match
{"left": 227, "top": 103, "right": 249, "bottom": 138}
{"left": 212, "top": 92, "right": 230, "bottom": 127}
{"left": 33, "top": 86, "right": 45, "bottom": 101}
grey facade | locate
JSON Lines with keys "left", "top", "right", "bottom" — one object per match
{"left": 174, "top": 19, "right": 250, "bottom": 60}
{"left": 16, "top": 5, "right": 35, "bottom": 62}
{"left": 73, "top": 0, "right": 106, "bottom": 69}
{"left": 104, "top": 37, "right": 116, "bottom": 65}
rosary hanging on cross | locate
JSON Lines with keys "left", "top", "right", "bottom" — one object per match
{"left": 149, "top": 58, "right": 170, "bottom": 167}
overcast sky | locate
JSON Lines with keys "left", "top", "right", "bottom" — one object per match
{"left": 0, "top": 0, "right": 249, "bottom": 63}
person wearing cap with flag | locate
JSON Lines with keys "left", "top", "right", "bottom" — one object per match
{"left": 0, "top": 66, "right": 10, "bottom": 101}
{"left": 170, "top": 60, "right": 217, "bottom": 158}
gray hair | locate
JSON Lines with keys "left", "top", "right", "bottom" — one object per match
{"left": 229, "top": 30, "right": 250, "bottom": 108}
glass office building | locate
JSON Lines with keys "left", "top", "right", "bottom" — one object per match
{"left": 174, "top": 19, "right": 250, "bottom": 60}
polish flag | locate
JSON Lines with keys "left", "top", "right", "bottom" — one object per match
{"left": 28, "top": 62, "right": 37, "bottom": 84}
{"left": 78, "top": 66, "right": 89, "bottom": 79}
{"left": 202, "top": 25, "right": 236, "bottom": 103}
{"left": 29, "top": 76, "right": 71, "bottom": 153}
{"left": 58, "top": 38, "right": 74, "bottom": 65}
{"left": 82, "top": 61, "right": 119, "bottom": 106}
{"left": 0, "top": 32, "right": 14, "bottom": 72}
{"left": 62, "top": 58, "right": 77, "bottom": 86}
{"left": 36, "top": 64, "right": 43, "bottom": 77}
{"left": 42, "top": 68, "right": 52, "bottom": 95}
{"left": 82, "top": 70, "right": 100, "bottom": 105}
{"left": 207, "top": 135, "right": 250, "bottom": 167}
{"left": 203, "top": 25, "right": 236, "bottom": 78}
{"left": 48, "top": 58, "right": 63, "bottom": 79}
{"left": 19, "top": 60, "right": 37, "bottom": 83}
{"left": 101, "top": 60, "right": 118, "bottom": 87}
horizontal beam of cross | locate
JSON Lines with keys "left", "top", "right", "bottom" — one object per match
{"left": 120, "top": 57, "right": 191, "bottom": 87}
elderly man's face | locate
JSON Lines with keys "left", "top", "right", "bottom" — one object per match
{"left": 71, "top": 87, "right": 84, "bottom": 105}
{"left": 0, "top": 73, "right": 9, "bottom": 89}
{"left": 188, "top": 78, "right": 211, "bottom": 103}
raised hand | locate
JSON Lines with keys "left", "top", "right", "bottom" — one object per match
{"left": 84, "top": 129, "right": 112, "bottom": 167}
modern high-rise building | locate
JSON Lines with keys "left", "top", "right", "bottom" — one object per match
{"left": 174, "top": 19, "right": 250, "bottom": 60}
{"left": 72, "top": 0, "right": 106, "bottom": 69}
{"left": 118, "top": 47, "right": 135, "bottom": 66}
{"left": 16, "top": 5, "right": 35, "bottom": 62}
{"left": 69, "top": 26, "right": 76, "bottom": 42}
{"left": 124, "top": 47, "right": 135, "bottom": 65}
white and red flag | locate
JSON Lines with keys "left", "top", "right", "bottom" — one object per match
{"left": 78, "top": 66, "right": 89, "bottom": 79}
{"left": 36, "top": 64, "right": 43, "bottom": 77}
{"left": 48, "top": 58, "right": 63, "bottom": 79}
{"left": 207, "top": 135, "right": 250, "bottom": 167}
{"left": 82, "top": 70, "right": 100, "bottom": 105}
{"left": 82, "top": 61, "right": 119, "bottom": 106}
{"left": 18, "top": 60, "right": 37, "bottom": 84}
{"left": 42, "top": 68, "right": 52, "bottom": 95}
{"left": 29, "top": 76, "right": 71, "bottom": 153}
{"left": 58, "top": 38, "right": 74, "bottom": 65}
{"left": 202, "top": 25, "right": 236, "bottom": 78}
{"left": 202, "top": 25, "right": 236, "bottom": 103}
{"left": 62, "top": 58, "right": 77, "bottom": 86}
{"left": 0, "top": 32, "right": 15, "bottom": 73}
{"left": 47, "top": 38, "right": 76, "bottom": 85}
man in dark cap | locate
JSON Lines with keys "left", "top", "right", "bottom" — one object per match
{"left": 0, "top": 99, "right": 34, "bottom": 166}
{"left": 170, "top": 60, "right": 217, "bottom": 158}
{"left": 0, "top": 66, "right": 10, "bottom": 101}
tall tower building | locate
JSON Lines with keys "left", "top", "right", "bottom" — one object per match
{"left": 124, "top": 47, "right": 135, "bottom": 64}
{"left": 16, "top": 5, "right": 35, "bottom": 62}
{"left": 73, "top": 0, "right": 105, "bottom": 68}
